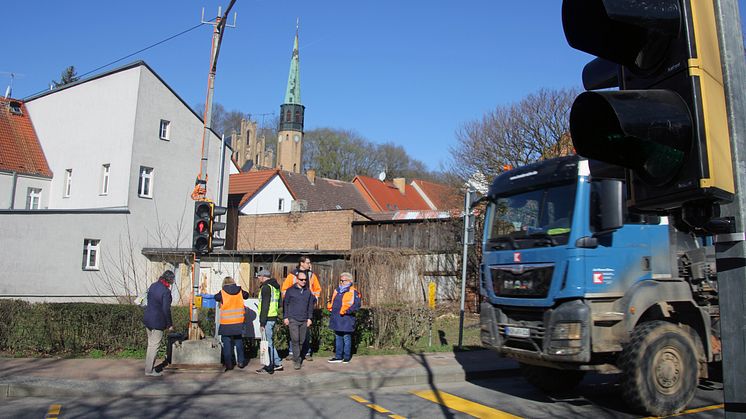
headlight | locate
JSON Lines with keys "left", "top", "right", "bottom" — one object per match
{"left": 551, "top": 322, "right": 582, "bottom": 340}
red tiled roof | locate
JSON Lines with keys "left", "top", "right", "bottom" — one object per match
{"left": 279, "top": 171, "right": 372, "bottom": 213}
{"left": 228, "top": 169, "right": 286, "bottom": 207}
{"left": 411, "top": 179, "right": 462, "bottom": 211}
{"left": 352, "top": 175, "right": 430, "bottom": 212}
{"left": 0, "top": 98, "right": 52, "bottom": 177}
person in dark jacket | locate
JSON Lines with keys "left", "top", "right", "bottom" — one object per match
{"left": 283, "top": 271, "right": 315, "bottom": 370}
{"left": 214, "top": 276, "right": 250, "bottom": 371}
{"left": 256, "top": 269, "right": 283, "bottom": 374}
{"left": 143, "top": 270, "right": 175, "bottom": 377}
{"left": 327, "top": 272, "right": 361, "bottom": 363}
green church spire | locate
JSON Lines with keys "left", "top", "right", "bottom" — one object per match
{"left": 284, "top": 24, "right": 301, "bottom": 105}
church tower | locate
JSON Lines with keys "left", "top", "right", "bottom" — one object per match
{"left": 276, "top": 24, "right": 305, "bottom": 173}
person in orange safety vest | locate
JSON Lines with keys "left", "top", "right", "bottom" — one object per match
{"left": 214, "top": 276, "right": 249, "bottom": 371}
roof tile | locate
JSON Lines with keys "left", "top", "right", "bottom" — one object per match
{"left": 0, "top": 98, "right": 52, "bottom": 177}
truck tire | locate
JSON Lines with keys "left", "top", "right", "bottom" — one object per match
{"left": 619, "top": 321, "right": 699, "bottom": 416}
{"left": 519, "top": 363, "right": 585, "bottom": 394}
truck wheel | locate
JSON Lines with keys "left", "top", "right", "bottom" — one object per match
{"left": 519, "top": 363, "right": 585, "bottom": 394}
{"left": 619, "top": 321, "right": 699, "bottom": 416}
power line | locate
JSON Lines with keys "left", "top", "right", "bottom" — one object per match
{"left": 23, "top": 21, "right": 210, "bottom": 100}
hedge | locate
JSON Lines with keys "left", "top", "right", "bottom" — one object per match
{"left": 0, "top": 300, "right": 435, "bottom": 356}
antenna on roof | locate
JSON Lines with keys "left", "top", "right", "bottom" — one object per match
{"left": 378, "top": 171, "right": 386, "bottom": 182}
{"left": 3, "top": 73, "right": 14, "bottom": 98}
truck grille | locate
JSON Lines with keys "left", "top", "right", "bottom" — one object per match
{"left": 498, "top": 307, "right": 546, "bottom": 352}
{"left": 491, "top": 263, "right": 553, "bottom": 298}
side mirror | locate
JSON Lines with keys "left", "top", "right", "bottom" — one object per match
{"left": 594, "top": 179, "right": 624, "bottom": 232}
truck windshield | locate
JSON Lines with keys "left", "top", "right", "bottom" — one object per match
{"left": 486, "top": 183, "right": 576, "bottom": 249}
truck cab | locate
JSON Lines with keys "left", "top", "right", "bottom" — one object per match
{"left": 479, "top": 155, "right": 719, "bottom": 416}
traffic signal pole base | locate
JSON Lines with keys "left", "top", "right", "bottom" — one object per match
{"left": 188, "top": 322, "right": 205, "bottom": 341}
{"left": 170, "top": 338, "right": 221, "bottom": 367}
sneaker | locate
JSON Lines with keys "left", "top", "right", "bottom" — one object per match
{"left": 293, "top": 362, "right": 301, "bottom": 370}
{"left": 255, "top": 367, "right": 273, "bottom": 375}
{"left": 145, "top": 371, "right": 163, "bottom": 377}
{"left": 273, "top": 365, "right": 284, "bottom": 371}
{"left": 238, "top": 362, "right": 248, "bottom": 369}
{"left": 305, "top": 355, "right": 313, "bottom": 361}
{"left": 342, "top": 359, "right": 350, "bottom": 364}
{"left": 328, "top": 357, "right": 343, "bottom": 363}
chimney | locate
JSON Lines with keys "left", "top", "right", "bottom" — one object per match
{"left": 393, "top": 177, "right": 406, "bottom": 195}
{"left": 306, "top": 169, "right": 316, "bottom": 184}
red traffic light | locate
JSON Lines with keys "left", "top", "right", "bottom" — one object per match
{"left": 196, "top": 220, "right": 208, "bottom": 234}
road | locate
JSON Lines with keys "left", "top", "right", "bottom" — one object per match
{"left": 4, "top": 367, "right": 724, "bottom": 419}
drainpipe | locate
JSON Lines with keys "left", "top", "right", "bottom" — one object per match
{"left": 9, "top": 171, "right": 17, "bottom": 209}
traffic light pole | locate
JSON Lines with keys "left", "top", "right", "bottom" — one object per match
{"left": 713, "top": 0, "right": 746, "bottom": 415}
{"left": 189, "top": 255, "right": 204, "bottom": 341}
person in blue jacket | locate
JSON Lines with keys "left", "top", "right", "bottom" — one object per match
{"left": 327, "top": 272, "right": 361, "bottom": 364}
{"left": 143, "top": 270, "right": 175, "bottom": 377}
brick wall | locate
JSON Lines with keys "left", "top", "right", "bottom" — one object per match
{"left": 236, "top": 210, "right": 359, "bottom": 251}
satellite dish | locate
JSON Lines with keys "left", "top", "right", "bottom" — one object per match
{"left": 378, "top": 171, "right": 386, "bottom": 182}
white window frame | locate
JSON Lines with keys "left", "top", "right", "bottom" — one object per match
{"left": 278, "top": 198, "right": 284, "bottom": 211}
{"left": 100, "top": 164, "right": 110, "bottom": 195}
{"left": 82, "top": 239, "right": 100, "bottom": 271}
{"left": 63, "top": 169, "right": 72, "bottom": 198}
{"left": 26, "top": 187, "right": 41, "bottom": 209}
{"left": 159, "top": 120, "right": 171, "bottom": 140}
{"left": 138, "top": 166, "right": 154, "bottom": 198}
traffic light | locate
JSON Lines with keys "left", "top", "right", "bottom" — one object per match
{"left": 210, "top": 204, "right": 227, "bottom": 250}
{"left": 562, "top": 0, "right": 734, "bottom": 212}
{"left": 193, "top": 201, "right": 227, "bottom": 253}
{"left": 193, "top": 201, "right": 211, "bottom": 254}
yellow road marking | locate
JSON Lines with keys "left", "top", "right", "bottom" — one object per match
{"left": 349, "top": 394, "right": 407, "bottom": 418}
{"left": 46, "top": 404, "right": 62, "bottom": 417}
{"left": 412, "top": 390, "right": 522, "bottom": 419}
{"left": 367, "top": 403, "right": 391, "bottom": 413}
{"left": 641, "top": 403, "right": 724, "bottom": 418}
{"left": 350, "top": 395, "right": 369, "bottom": 403}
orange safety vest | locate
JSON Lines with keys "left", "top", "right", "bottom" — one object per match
{"left": 219, "top": 290, "right": 245, "bottom": 325}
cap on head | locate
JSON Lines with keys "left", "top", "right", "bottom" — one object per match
{"left": 256, "top": 269, "right": 271, "bottom": 278}
{"left": 160, "top": 270, "right": 176, "bottom": 284}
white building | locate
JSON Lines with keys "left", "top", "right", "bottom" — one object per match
{"left": 0, "top": 61, "right": 230, "bottom": 302}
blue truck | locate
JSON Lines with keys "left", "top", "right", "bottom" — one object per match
{"left": 479, "top": 155, "right": 720, "bottom": 416}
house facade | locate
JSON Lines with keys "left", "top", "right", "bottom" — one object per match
{"left": 0, "top": 62, "right": 229, "bottom": 302}
{"left": 0, "top": 98, "right": 52, "bottom": 210}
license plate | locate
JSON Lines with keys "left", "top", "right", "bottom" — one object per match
{"left": 505, "top": 326, "right": 530, "bottom": 338}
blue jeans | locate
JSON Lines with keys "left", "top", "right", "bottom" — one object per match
{"left": 221, "top": 334, "right": 244, "bottom": 368}
{"left": 264, "top": 320, "right": 282, "bottom": 368}
{"left": 335, "top": 331, "right": 352, "bottom": 361}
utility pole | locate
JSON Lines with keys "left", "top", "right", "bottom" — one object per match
{"left": 713, "top": 1, "right": 746, "bottom": 416}
{"left": 458, "top": 187, "right": 476, "bottom": 349}
{"left": 188, "top": 2, "right": 236, "bottom": 341}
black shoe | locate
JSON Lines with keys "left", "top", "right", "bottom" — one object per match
{"left": 342, "top": 359, "right": 350, "bottom": 364}
{"left": 305, "top": 355, "right": 313, "bottom": 361}
{"left": 256, "top": 367, "right": 273, "bottom": 375}
{"left": 224, "top": 366, "right": 234, "bottom": 372}
{"left": 238, "top": 362, "right": 248, "bottom": 369}
{"left": 328, "top": 357, "right": 343, "bottom": 363}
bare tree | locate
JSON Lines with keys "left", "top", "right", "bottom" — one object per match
{"left": 450, "top": 87, "right": 580, "bottom": 182}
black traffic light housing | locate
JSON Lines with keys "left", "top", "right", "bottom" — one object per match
{"left": 563, "top": 0, "right": 734, "bottom": 213}
{"left": 193, "top": 201, "right": 228, "bottom": 254}
{"left": 193, "top": 201, "right": 211, "bottom": 254}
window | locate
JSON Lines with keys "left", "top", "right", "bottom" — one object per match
{"left": 100, "top": 164, "right": 110, "bottom": 195}
{"left": 138, "top": 166, "right": 153, "bottom": 198}
{"left": 278, "top": 198, "right": 284, "bottom": 211}
{"left": 63, "top": 169, "right": 72, "bottom": 197}
{"left": 26, "top": 188, "right": 41, "bottom": 209}
{"left": 82, "top": 239, "right": 100, "bottom": 270}
{"left": 246, "top": 131, "right": 251, "bottom": 145}
{"left": 159, "top": 120, "right": 170, "bottom": 140}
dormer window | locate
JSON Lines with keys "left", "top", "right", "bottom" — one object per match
{"left": 9, "top": 101, "right": 22, "bottom": 115}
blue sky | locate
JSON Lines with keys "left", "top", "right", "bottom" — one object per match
{"left": 3, "top": 1, "right": 745, "bottom": 172}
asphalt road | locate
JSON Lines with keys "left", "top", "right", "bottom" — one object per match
{"left": 5, "top": 371, "right": 725, "bottom": 418}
